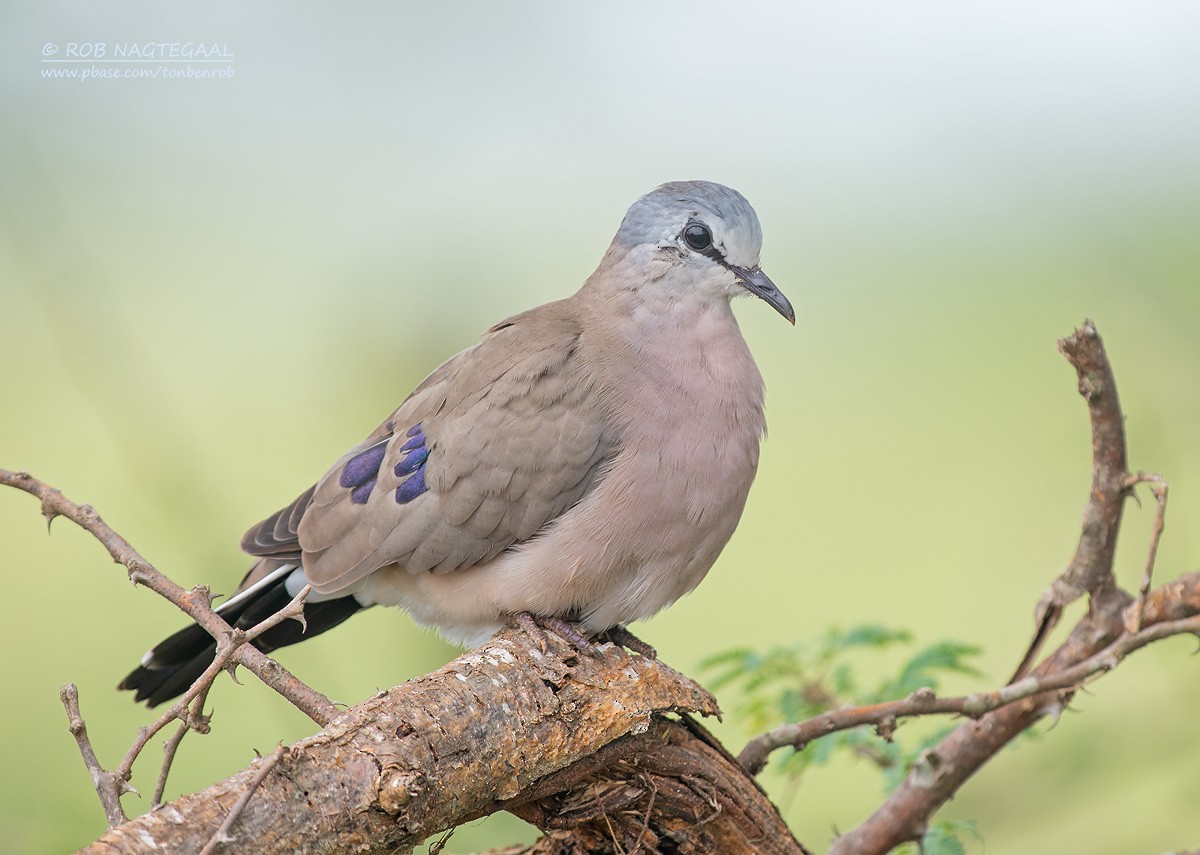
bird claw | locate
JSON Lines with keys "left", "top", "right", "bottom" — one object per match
{"left": 513, "top": 611, "right": 549, "bottom": 653}
{"left": 511, "top": 612, "right": 597, "bottom": 655}
{"left": 602, "top": 625, "right": 657, "bottom": 659}
{"left": 509, "top": 614, "right": 656, "bottom": 659}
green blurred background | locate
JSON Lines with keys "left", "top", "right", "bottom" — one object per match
{"left": 3, "top": 2, "right": 1199, "bottom": 852}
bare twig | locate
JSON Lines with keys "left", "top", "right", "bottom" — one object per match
{"left": 152, "top": 675, "right": 218, "bottom": 807}
{"left": 0, "top": 469, "right": 337, "bottom": 725}
{"left": 825, "top": 581, "right": 1133, "bottom": 854}
{"left": 739, "top": 597, "right": 1200, "bottom": 774}
{"left": 60, "top": 684, "right": 129, "bottom": 827}
{"left": 820, "top": 505, "right": 1198, "bottom": 853}
{"left": 152, "top": 719, "right": 191, "bottom": 808}
{"left": 1014, "top": 320, "right": 1132, "bottom": 680}
{"left": 631, "top": 774, "right": 657, "bottom": 855}
{"left": 147, "top": 583, "right": 311, "bottom": 806}
{"left": 114, "top": 585, "right": 313, "bottom": 787}
{"left": 828, "top": 320, "right": 1156, "bottom": 854}
{"left": 197, "top": 744, "right": 287, "bottom": 855}
{"left": 427, "top": 828, "right": 456, "bottom": 855}
{"left": 2, "top": 468, "right": 336, "bottom": 829}
{"left": 1124, "top": 472, "right": 1169, "bottom": 632}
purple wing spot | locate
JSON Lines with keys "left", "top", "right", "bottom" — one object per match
{"left": 395, "top": 446, "right": 429, "bottom": 477}
{"left": 340, "top": 441, "right": 387, "bottom": 489}
{"left": 393, "top": 423, "right": 430, "bottom": 495}
{"left": 350, "top": 478, "right": 376, "bottom": 505}
{"left": 395, "top": 468, "right": 428, "bottom": 504}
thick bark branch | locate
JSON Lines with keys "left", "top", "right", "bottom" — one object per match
{"left": 505, "top": 716, "right": 810, "bottom": 855}
{"left": 81, "top": 629, "right": 805, "bottom": 854}
{"left": 4, "top": 468, "right": 803, "bottom": 853}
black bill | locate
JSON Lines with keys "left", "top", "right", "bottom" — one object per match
{"left": 729, "top": 265, "right": 795, "bottom": 325}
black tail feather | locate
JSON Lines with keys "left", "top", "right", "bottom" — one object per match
{"left": 118, "top": 575, "right": 365, "bottom": 707}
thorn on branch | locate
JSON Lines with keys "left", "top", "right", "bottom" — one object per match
{"left": 875, "top": 717, "right": 897, "bottom": 742}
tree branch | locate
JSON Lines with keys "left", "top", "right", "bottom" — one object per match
{"left": 4, "top": 468, "right": 805, "bottom": 853}
{"left": 738, "top": 572, "right": 1200, "bottom": 775}
{"left": 78, "top": 630, "right": 805, "bottom": 854}
{"left": 825, "top": 581, "right": 1133, "bottom": 854}
{"left": 59, "top": 684, "right": 130, "bottom": 827}
{"left": 506, "top": 715, "right": 812, "bottom": 855}
{"left": 197, "top": 743, "right": 286, "bottom": 855}
{"left": 0, "top": 468, "right": 337, "bottom": 726}
{"left": 1015, "top": 319, "right": 1132, "bottom": 678}
{"left": 825, "top": 319, "right": 1154, "bottom": 853}
{"left": 1124, "top": 471, "right": 1168, "bottom": 632}
{"left": 113, "top": 585, "right": 313, "bottom": 792}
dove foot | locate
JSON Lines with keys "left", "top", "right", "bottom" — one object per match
{"left": 601, "top": 625, "right": 657, "bottom": 659}
{"left": 511, "top": 611, "right": 597, "bottom": 655}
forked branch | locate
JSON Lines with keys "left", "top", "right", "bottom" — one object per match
{"left": 820, "top": 320, "right": 1189, "bottom": 854}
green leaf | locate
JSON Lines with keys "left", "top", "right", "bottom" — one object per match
{"left": 887, "top": 641, "right": 982, "bottom": 696}
{"left": 706, "top": 625, "right": 984, "bottom": 813}
{"left": 697, "top": 647, "right": 756, "bottom": 669}
{"left": 825, "top": 624, "right": 912, "bottom": 655}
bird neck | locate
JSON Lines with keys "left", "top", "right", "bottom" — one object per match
{"left": 575, "top": 254, "right": 767, "bottom": 439}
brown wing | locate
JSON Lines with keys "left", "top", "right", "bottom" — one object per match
{"left": 242, "top": 300, "right": 616, "bottom": 596}
{"left": 240, "top": 484, "right": 314, "bottom": 561}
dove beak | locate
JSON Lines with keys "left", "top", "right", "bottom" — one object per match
{"left": 730, "top": 265, "right": 795, "bottom": 325}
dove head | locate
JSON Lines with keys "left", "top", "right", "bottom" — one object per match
{"left": 609, "top": 181, "right": 794, "bottom": 324}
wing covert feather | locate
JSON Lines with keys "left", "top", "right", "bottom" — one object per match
{"left": 251, "top": 302, "right": 616, "bottom": 595}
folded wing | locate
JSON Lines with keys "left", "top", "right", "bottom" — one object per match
{"left": 241, "top": 301, "right": 616, "bottom": 595}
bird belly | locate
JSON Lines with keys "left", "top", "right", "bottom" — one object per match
{"left": 359, "top": 405, "right": 761, "bottom": 647}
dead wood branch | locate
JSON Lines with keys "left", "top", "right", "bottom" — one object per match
{"left": 59, "top": 684, "right": 130, "bottom": 827}
{"left": 506, "top": 716, "right": 811, "bottom": 855}
{"left": 739, "top": 572, "right": 1200, "bottom": 776}
{"left": 80, "top": 630, "right": 804, "bottom": 854}
{"left": 1015, "top": 319, "right": 1132, "bottom": 678}
{"left": 0, "top": 469, "right": 337, "bottom": 726}
{"left": 824, "top": 319, "right": 1179, "bottom": 854}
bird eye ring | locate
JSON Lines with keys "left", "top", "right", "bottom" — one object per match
{"left": 683, "top": 222, "right": 713, "bottom": 252}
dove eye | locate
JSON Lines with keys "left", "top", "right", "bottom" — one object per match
{"left": 683, "top": 222, "right": 714, "bottom": 253}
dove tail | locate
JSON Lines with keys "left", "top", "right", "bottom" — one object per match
{"left": 118, "top": 564, "right": 365, "bottom": 707}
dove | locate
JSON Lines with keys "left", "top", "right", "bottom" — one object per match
{"left": 120, "top": 180, "right": 794, "bottom": 706}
